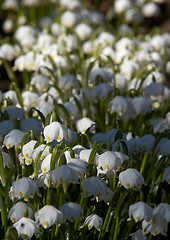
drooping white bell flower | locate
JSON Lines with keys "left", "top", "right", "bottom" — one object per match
{"left": 35, "top": 205, "right": 64, "bottom": 228}
{"left": 20, "top": 118, "right": 42, "bottom": 138}
{"left": 131, "top": 96, "right": 152, "bottom": 116}
{"left": 3, "top": 129, "right": 25, "bottom": 149}
{"left": 22, "top": 140, "right": 37, "bottom": 165}
{"left": 153, "top": 203, "right": 170, "bottom": 222}
{"left": 0, "top": 43, "right": 16, "bottom": 61}
{"left": 66, "top": 157, "right": 88, "bottom": 178}
{"left": 131, "top": 229, "right": 147, "bottom": 240}
{"left": 8, "top": 202, "right": 34, "bottom": 223}
{"left": 96, "top": 151, "right": 122, "bottom": 172}
{"left": 49, "top": 165, "right": 79, "bottom": 187}
{"left": 60, "top": 202, "right": 82, "bottom": 222}
{"left": 75, "top": 23, "right": 92, "bottom": 41}
{"left": 4, "top": 105, "right": 25, "bottom": 120}
{"left": 82, "top": 176, "right": 114, "bottom": 203}
{"left": 83, "top": 214, "right": 103, "bottom": 231}
{"left": 0, "top": 120, "right": 13, "bottom": 137}
{"left": 32, "top": 144, "right": 50, "bottom": 161}
{"left": 142, "top": 2, "right": 160, "bottom": 18}
{"left": 128, "top": 202, "right": 153, "bottom": 222}
{"left": 139, "top": 134, "right": 155, "bottom": 153}
{"left": 43, "top": 121, "right": 68, "bottom": 143}
{"left": 144, "top": 203, "right": 170, "bottom": 236}
{"left": 30, "top": 74, "right": 50, "bottom": 92}
{"left": 61, "top": 11, "right": 77, "bottom": 28}
{"left": 114, "top": 0, "right": 131, "bottom": 14}
{"left": 13, "top": 217, "right": 39, "bottom": 239}
{"left": 76, "top": 117, "right": 96, "bottom": 134}
{"left": 41, "top": 153, "right": 52, "bottom": 173}
{"left": 79, "top": 149, "right": 93, "bottom": 162}
{"left": 142, "top": 217, "right": 168, "bottom": 236}
{"left": 9, "top": 177, "right": 37, "bottom": 201}
{"left": 119, "top": 168, "right": 144, "bottom": 189}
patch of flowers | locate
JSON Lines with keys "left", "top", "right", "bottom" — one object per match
{"left": 0, "top": 0, "right": 170, "bottom": 239}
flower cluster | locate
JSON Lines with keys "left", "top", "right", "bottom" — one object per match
{"left": 0, "top": 0, "right": 170, "bottom": 239}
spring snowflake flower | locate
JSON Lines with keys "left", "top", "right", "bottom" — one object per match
{"left": 3, "top": 129, "right": 25, "bottom": 149}
{"left": 0, "top": 43, "right": 16, "bottom": 61}
{"left": 96, "top": 151, "right": 122, "bottom": 172}
{"left": 142, "top": 203, "right": 170, "bottom": 237}
{"left": 131, "top": 229, "right": 147, "bottom": 240}
{"left": 119, "top": 168, "right": 144, "bottom": 189}
{"left": 21, "top": 140, "right": 37, "bottom": 165}
{"left": 13, "top": 217, "right": 39, "bottom": 239}
{"left": 20, "top": 118, "right": 42, "bottom": 138}
{"left": 43, "top": 121, "right": 68, "bottom": 143}
{"left": 0, "top": 120, "right": 13, "bottom": 137}
{"left": 76, "top": 117, "right": 96, "bottom": 134}
{"left": 32, "top": 144, "right": 50, "bottom": 161}
{"left": 61, "top": 11, "right": 77, "bottom": 28}
{"left": 9, "top": 177, "right": 37, "bottom": 201}
{"left": 8, "top": 202, "right": 34, "bottom": 223}
{"left": 83, "top": 214, "right": 103, "bottom": 231}
{"left": 66, "top": 157, "right": 88, "bottom": 178}
{"left": 60, "top": 202, "right": 82, "bottom": 222}
{"left": 45, "top": 165, "right": 79, "bottom": 187}
{"left": 82, "top": 176, "right": 114, "bottom": 203}
{"left": 4, "top": 105, "right": 25, "bottom": 120}
{"left": 128, "top": 202, "right": 153, "bottom": 222}
{"left": 41, "top": 153, "right": 52, "bottom": 173}
{"left": 35, "top": 205, "right": 64, "bottom": 228}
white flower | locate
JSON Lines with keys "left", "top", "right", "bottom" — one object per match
{"left": 139, "top": 134, "right": 155, "bottom": 153}
{"left": 8, "top": 202, "right": 34, "bottom": 223}
{"left": 75, "top": 23, "right": 92, "bottom": 41}
{"left": 49, "top": 165, "right": 79, "bottom": 187}
{"left": 66, "top": 157, "right": 87, "bottom": 178}
{"left": 0, "top": 43, "right": 16, "bottom": 61}
{"left": 96, "top": 151, "right": 122, "bottom": 172}
{"left": 5, "top": 105, "right": 25, "bottom": 120}
{"left": 20, "top": 118, "right": 42, "bottom": 138}
{"left": 129, "top": 202, "right": 153, "bottom": 222}
{"left": 76, "top": 117, "right": 96, "bottom": 134}
{"left": 153, "top": 203, "right": 170, "bottom": 222}
{"left": 3, "top": 129, "right": 25, "bottom": 149}
{"left": 13, "top": 217, "right": 39, "bottom": 239}
{"left": 132, "top": 96, "right": 152, "bottom": 116}
{"left": 22, "top": 140, "right": 37, "bottom": 165}
{"left": 114, "top": 0, "right": 131, "bottom": 14}
{"left": 131, "top": 229, "right": 147, "bottom": 240}
{"left": 41, "top": 154, "right": 52, "bottom": 173}
{"left": 142, "top": 2, "right": 160, "bottom": 18}
{"left": 82, "top": 176, "right": 114, "bottom": 203}
{"left": 9, "top": 177, "right": 37, "bottom": 201}
{"left": 61, "top": 11, "right": 77, "bottom": 28}
{"left": 35, "top": 205, "right": 64, "bottom": 228}
{"left": 83, "top": 214, "right": 103, "bottom": 231}
{"left": 30, "top": 74, "right": 49, "bottom": 92}
{"left": 60, "top": 202, "right": 82, "bottom": 222}
{"left": 43, "top": 121, "right": 68, "bottom": 143}
{"left": 119, "top": 168, "right": 144, "bottom": 189}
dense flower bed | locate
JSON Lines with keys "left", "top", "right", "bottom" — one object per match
{"left": 0, "top": 0, "right": 170, "bottom": 239}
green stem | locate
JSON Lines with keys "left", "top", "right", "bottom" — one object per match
{"left": 1, "top": 187, "right": 9, "bottom": 232}
{"left": 113, "top": 216, "right": 119, "bottom": 240}
{"left": 2, "top": 60, "right": 18, "bottom": 86}
{"left": 140, "top": 153, "right": 148, "bottom": 176}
